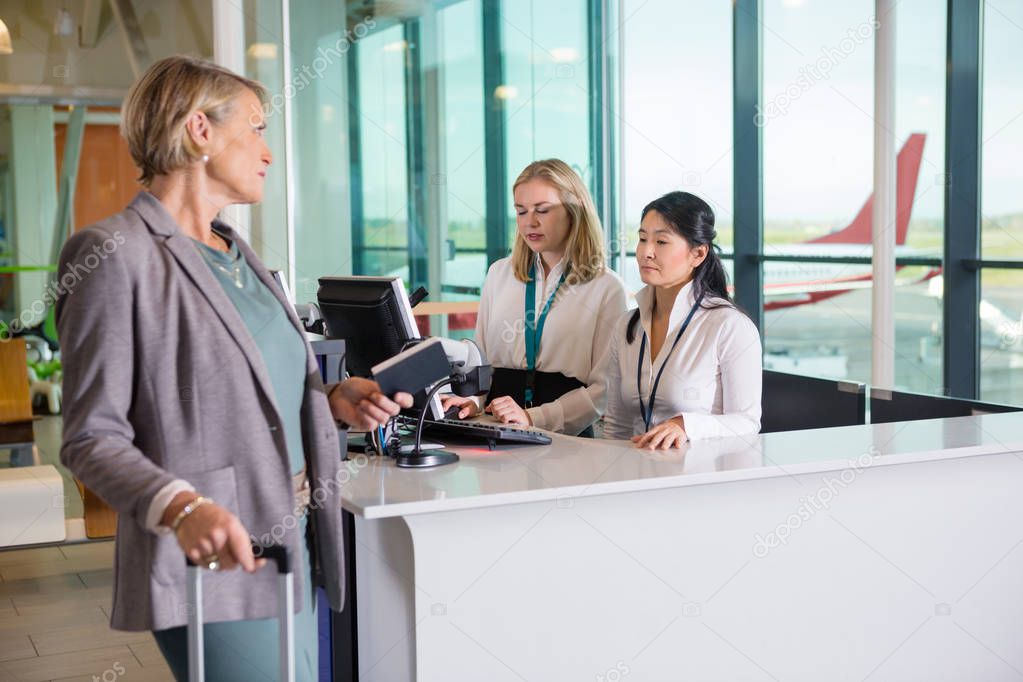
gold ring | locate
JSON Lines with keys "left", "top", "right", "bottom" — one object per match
{"left": 203, "top": 553, "right": 220, "bottom": 571}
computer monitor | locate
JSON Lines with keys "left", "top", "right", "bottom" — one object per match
{"left": 317, "top": 276, "right": 442, "bottom": 419}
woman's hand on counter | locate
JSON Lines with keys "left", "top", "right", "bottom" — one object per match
{"left": 164, "top": 491, "right": 263, "bottom": 572}
{"left": 328, "top": 377, "right": 413, "bottom": 430}
{"left": 631, "top": 416, "right": 687, "bottom": 450}
{"left": 486, "top": 396, "right": 532, "bottom": 427}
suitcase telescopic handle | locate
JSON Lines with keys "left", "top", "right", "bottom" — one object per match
{"left": 185, "top": 543, "right": 295, "bottom": 682}
{"left": 185, "top": 542, "right": 292, "bottom": 573}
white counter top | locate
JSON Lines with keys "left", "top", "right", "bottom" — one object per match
{"left": 340, "top": 413, "right": 1023, "bottom": 519}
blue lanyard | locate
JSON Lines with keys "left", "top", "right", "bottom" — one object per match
{"left": 636, "top": 293, "right": 704, "bottom": 431}
{"left": 524, "top": 263, "right": 567, "bottom": 405}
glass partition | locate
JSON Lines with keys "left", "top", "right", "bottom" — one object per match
{"left": 981, "top": 0, "right": 1023, "bottom": 404}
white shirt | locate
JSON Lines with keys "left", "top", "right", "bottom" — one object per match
{"left": 602, "top": 281, "right": 762, "bottom": 441}
{"left": 475, "top": 254, "right": 627, "bottom": 434}
{"left": 146, "top": 479, "right": 195, "bottom": 535}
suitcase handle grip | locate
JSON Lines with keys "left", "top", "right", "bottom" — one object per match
{"left": 185, "top": 543, "right": 291, "bottom": 574}
{"left": 253, "top": 543, "right": 291, "bottom": 574}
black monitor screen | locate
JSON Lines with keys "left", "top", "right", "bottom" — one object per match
{"left": 316, "top": 277, "right": 418, "bottom": 379}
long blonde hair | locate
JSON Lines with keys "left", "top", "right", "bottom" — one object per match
{"left": 510, "top": 159, "right": 607, "bottom": 284}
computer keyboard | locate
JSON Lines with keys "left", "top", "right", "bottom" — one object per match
{"left": 417, "top": 417, "right": 552, "bottom": 449}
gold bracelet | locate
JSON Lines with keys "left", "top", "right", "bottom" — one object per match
{"left": 170, "top": 495, "right": 213, "bottom": 533}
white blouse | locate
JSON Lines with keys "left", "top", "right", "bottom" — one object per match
{"left": 474, "top": 254, "right": 627, "bottom": 434}
{"left": 602, "top": 281, "right": 762, "bottom": 441}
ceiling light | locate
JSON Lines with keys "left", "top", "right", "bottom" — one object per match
{"left": 0, "top": 19, "right": 13, "bottom": 54}
{"left": 54, "top": 8, "right": 74, "bottom": 37}
{"left": 550, "top": 47, "right": 578, "bottom": 63}
{"left": 246, "top": 43, "right": 278, "bottom": 60}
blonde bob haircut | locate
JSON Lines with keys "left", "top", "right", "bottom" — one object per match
{"left": 511, "top": 159, "right": 607, "bottom": 284}
{"left": 121, "top": 55, "right": 267, "bottom": 187}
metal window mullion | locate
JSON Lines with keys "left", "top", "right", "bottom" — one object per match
{"left": 281, "top": 0, "right": 297, "bottom": 297}
{"left": 587, "top": 0, "right": 613, "bottom": 248}
{"left": 733, "top": 0, "right": 764, "bottom": 330}
{"left": 404, "top": 20, "right": 429, "bottom": 291}
{"left": 872, "top": 0, "right": 897, "bottom": 390}
{"left": 605, "top": 0, "right": 620, "bottom": 270}
{"left": 50, "top": 104, "right": 86, "bottom": 279}
{"left": 347, "top": 45, "right": 366, "bottom": 276}
{"left": 482, "top": 0, "right": 508, "bottom": 268}
{"left": 615, "top": 0, "right": 625, "bottom": 275}
{"left": 419, "top": 4, "right": 448, "bottom": 336}
{"left": 943, "top": 0, "right": 983, "bottom": 399}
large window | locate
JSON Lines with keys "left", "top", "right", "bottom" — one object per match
{"left": 242, "top": 0, "right": 351, "bottom": 305}
{"left": 981, "top": 1, "right": 1023, "bottom": 405}
{"left": 760, "top": 0, "right": 945, "bottom": 395}
{"left": 438, "top": 0, "right": 487, "bottom": 303}
{"left": 893, "top": 0, "right": 946, "bottom": 396}
{"left": 502, "top": 1, "right": 591, "bottom": 198}
{"left": 762, "top": 0, "right": 874, "bottom": 382}
{"left": 353, "top": 24, "right": 411, "bottom": 279}
{"left": 326, "top": 0, "right": 1018, "bottom": 406}
{"left": 289, "top": 2, "right": 351, "bottom": 305}
{"left": 619, "top": 0, "right": 733, "bottom": 296}
{"left": 346, "top": 0, "right": 594, "bottom": 325}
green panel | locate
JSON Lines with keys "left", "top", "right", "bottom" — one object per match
{"left": 7, "top": 105, "right": 58, "bottom": 327}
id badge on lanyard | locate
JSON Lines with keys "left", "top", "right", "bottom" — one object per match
{"left": 637, "top": 293, "right": 704, "bottom": 431}
{"left": 524, "top": 263, "right": 567, "bottom": 406}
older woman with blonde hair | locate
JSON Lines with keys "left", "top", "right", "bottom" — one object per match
{"left": 442, "top": 159, "right": 627, "bottom": 436}
{"left": 56, "top": 55, "right": 410, "bottom": 680}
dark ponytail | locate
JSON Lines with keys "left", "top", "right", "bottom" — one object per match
{"left": 626, "top": 191, "right": 733, "bottom": 344}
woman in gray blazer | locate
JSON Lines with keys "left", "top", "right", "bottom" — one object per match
{"left": 55, "top": 56, "right": 406, "bottom": 681}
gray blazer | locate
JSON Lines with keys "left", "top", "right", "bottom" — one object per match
{"left": 57, "top": 191, "right": 346, "bottom": 631}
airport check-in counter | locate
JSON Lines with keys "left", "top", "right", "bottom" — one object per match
{"left": 335, "top": 411, "right": 1023, "bottom": 681}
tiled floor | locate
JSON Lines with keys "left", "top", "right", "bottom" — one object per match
{"left": 0, "top": 541, "right": 175, "bottom": 682}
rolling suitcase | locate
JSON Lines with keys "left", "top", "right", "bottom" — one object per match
{"left": 185, "top": 544, "right": 295, "bottom": 682}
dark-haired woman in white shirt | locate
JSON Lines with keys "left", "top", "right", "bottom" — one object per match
{"left": 442, "top": 159, "right": 627, "bottom": 436}
{"left": 602, "top": 191, "right": 762, "bottom": 449}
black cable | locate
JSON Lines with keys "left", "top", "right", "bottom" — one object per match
{"left": 384, "top": 415, "right": 402, "bottom": 458}
{"left": 411, "top": 376, "right": 459, "bottom": 457}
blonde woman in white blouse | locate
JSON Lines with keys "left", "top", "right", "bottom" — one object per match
{"left": 442, "top": 159, "right": 627, "bottom": 436}
{"left": 602, "top": 191, "right": 762, "bottom": 449}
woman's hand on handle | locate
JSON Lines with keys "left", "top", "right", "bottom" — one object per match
{"left": 440, "top": 394, "right": 480, "bottom": 419}
{"left": 328, "top": 377, "right": 413, "bottom": 430}
{"left": 163, "top": 491, "right": 263, "bottom": 572}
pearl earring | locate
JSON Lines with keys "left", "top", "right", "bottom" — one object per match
{"left": 202, "top": 154, "right": 209, "bottom": 163}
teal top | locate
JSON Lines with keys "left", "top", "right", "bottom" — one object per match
{"left": 194, "top": 235, "right": 307, "bottom": 475}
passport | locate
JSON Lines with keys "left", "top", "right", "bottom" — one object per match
{"left": 371, "top": 337, "right": 450, "bottom": 397}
